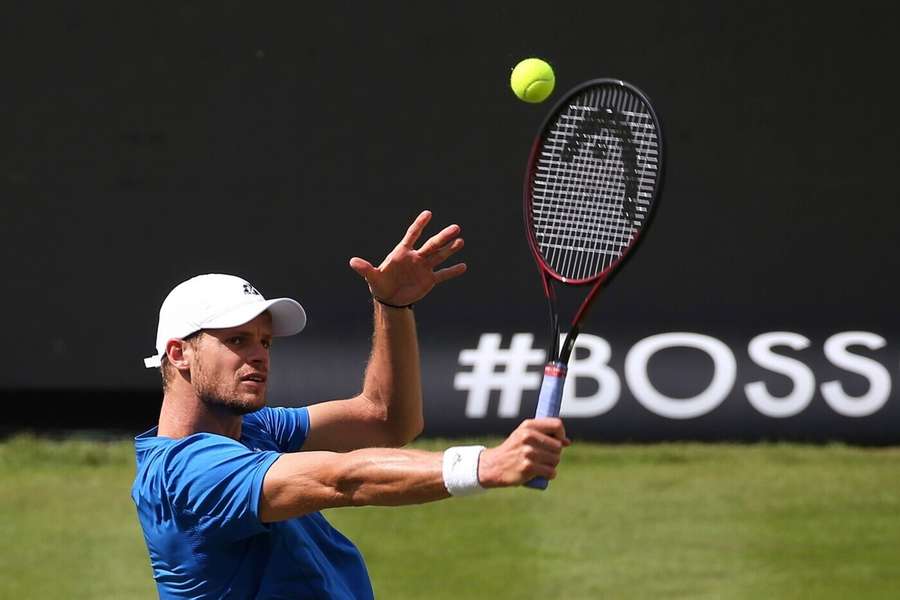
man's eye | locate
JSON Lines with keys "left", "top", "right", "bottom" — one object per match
{"left": 262, "top": 340, "right": 272, "bottom": 349}
{"left": 229, "top": 337, "right": 243, "bottom": 345}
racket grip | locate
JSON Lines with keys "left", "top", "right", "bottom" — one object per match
{"left": 525, "top": 362, "right": 567, "bottom": 491}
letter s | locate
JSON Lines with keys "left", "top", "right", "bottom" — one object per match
{"left": 821, "top": 332, "right": 890, "bottom": 417}
{"left": 744, "top": 332, "right": 815, "bottom": 418}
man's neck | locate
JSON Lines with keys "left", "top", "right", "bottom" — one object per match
{"left": 157, "top": 387, "right": 243, "bottom": 440}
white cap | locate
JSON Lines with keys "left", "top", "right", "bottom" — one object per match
{"left": 143, "top": 274, "right": 306, "bottom": 368}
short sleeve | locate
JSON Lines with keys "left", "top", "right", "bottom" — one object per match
{"left": 246, "top": 406, "right": 310, "bottom": 452}
{"left": 163, "top": 435, "right": 281, "bottom": 542}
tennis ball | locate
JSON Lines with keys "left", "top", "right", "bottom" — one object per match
{"left": 510, "top": 58, "right": 556, "bottom": 103}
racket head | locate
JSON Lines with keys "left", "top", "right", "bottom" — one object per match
{"left": 524, "top": 79, "right": 665, "bottom": 286}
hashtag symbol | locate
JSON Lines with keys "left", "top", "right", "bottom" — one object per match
{"left": 453, "top": 333, "right": 546, "bottom": 418}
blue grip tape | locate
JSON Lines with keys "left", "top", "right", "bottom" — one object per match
{"left": 525, "top": 363, "right": 567, "bottom": 491}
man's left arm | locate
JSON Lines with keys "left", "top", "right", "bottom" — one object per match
{"left": 302, "top": 210, "right": 465, "bottom": 452}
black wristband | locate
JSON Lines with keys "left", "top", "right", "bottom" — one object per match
{"left": 374, "top": 296, "right": 414, "bottom": 310}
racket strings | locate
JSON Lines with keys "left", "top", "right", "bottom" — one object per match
{"left": 530, "top": 84, "right": 661, "bottom": 281}
{"left": 546, "top": 97, "right": 645, "bottom": 275}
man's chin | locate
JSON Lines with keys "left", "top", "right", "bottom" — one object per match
{"left": 200, "top": 391, "right": 266, "bottom": 416}
{"left": 228, "top": 402, "right": 265, "bottom": 416}
{"left": 232, "top": 393, "right": 267, "bottom": 415}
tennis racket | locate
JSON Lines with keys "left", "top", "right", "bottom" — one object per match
{"left": 523, "top": 79, "right": 665, "bottom": 490}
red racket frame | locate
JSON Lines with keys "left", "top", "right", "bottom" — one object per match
{"left": 522, "top": 79, "right": 666, "bottom": 364}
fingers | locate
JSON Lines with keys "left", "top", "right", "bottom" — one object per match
{"left": 400, "top": 210, "right": 433, "bottom": 249}
{"left": 516, "top": 419, "right": 568, "bottom": 481}
{"left": 418, "top": 223, "right": 462, "bottom": 257}
{"left": 529, "top": 462, "right": 560, "bottom": 481}
{"left": 527, "top": 447, "right": 563, "bottom": 469}
{"left": 427, "top": 237, "right": 465, "bottom": 285}
{"left": 354, "top": 211, "right": 465, "bottom": 305}
{"left": 434, "top": 263, "right": 467, "bottom": 284}
{"left": 426, "top": 237, "right": 464, "bottom": 267}
{"left": 515, "top": 439, "right": 563, "bottom": 483}
{"left": 515, "top": 420, "right": 568, "bottom": 452}
{"left": 525, "top": 417, "right": 570, "bottom": 444}
{"left": 399, "top": 210, "right": 465, "bottom": 266}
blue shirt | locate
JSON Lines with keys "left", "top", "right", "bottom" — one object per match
{"left": 131, "top": 406, "right": 373, "bottom": 599}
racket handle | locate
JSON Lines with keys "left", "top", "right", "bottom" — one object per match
{"left": 525, "top": 362, "right": 567, "bottom": 491}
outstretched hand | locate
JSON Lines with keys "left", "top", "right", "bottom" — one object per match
{"left": 349, "top": 210, "right": 467, "bottom": 307}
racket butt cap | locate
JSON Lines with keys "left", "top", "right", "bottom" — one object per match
{"left": 525, "top": 476, "right": 550, "bottom": 490}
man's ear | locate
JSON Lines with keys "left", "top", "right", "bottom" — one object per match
{"left": 166, "top": 338, "right": 193, "bottom": 370}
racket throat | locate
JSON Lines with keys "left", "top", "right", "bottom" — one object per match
{"left": 545, "top": 279, "right": 560, "bottom": 360}
{"left": 558, "top": 325, "right": 581, "bottom": 364}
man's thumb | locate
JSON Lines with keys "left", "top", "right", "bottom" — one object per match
{"left": 349, "top": 257, "right": 375, "bottom": 280}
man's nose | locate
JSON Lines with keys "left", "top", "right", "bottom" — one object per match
{"left": 249, "top": 342, "right": 269, "bottom": 366}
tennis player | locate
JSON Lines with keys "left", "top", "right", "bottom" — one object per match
{"left": 132, "top": 211, "right": 569, "bottom": 599}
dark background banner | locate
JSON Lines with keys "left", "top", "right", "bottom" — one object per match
{"left": 2, "top": 3, "right": 897, "bottom": 441}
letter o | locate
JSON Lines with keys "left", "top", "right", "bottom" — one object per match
{"left": 625, "top": 332, "right": 737, "bottom": 419}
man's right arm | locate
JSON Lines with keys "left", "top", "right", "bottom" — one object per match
{"left": 259, "top": 418, "right": 570, "bottom": 523}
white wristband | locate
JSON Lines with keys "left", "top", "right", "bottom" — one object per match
{"left": 442, "top": 445, "right": 487, "bottom": 497}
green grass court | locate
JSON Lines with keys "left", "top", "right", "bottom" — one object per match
{"left": 1, "top": 435, "right": 898, "bottom": 599}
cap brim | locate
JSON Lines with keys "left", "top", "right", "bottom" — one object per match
{"left": 267, "top": 298, "right": 307, "bottom": 336}
{"left": 204, "top": 298, "right": 306, "bottom": 337}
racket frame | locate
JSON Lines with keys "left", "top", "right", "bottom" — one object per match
{"left": 523, "top": 78, "right": 667, "bottom": 365}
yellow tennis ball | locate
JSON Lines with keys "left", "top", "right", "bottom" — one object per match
{"left": 510, "top": 58, "right": 556, "bottom": 103}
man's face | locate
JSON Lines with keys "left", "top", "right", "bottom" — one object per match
{"left": 188, "top": 311, "right": 273, "bottom": 415}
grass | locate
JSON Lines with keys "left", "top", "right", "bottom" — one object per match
{"left": 1, "top": 435, "right": 899, "bottom": 599}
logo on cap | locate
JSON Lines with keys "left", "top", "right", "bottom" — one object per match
{"left": 243, "top": 283, "right": 261, "bottom": 296}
